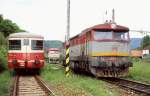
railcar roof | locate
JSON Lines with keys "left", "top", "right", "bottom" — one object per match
{"left": 69, "top": 23, "right": 129, "bottom": 40}
{"left": 82, "top": 23, "right": 129, "bottom": 32}
{"left": 82, "top": 23, "right": 129, "bottom": 33}
{"left": 8, "top": 32, "right": 44, "bottom": 39}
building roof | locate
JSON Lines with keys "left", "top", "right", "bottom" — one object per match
{"left": 69, "top": 23, "right": 129, "bottom": 40}
{"left": 131, "top": 50, "right": 142, "bottom": 57}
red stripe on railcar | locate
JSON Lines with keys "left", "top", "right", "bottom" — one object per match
{"left": 8, "top": 53, "right": 44, "bottom": 69}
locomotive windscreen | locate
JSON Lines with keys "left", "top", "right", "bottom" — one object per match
{"left": 31, "top": 40, "right": 43, "bottom": 50}
{"left": 114, "top": 32, "right": 128, "bottom": 40}
{"left": 94, "top": 31, "right": 129, "bottom": 40}
{"left": 9, "top": 40, "right": 21, "bottom": 50}
{"left": 94, "top": 31, "right": 113, "bottom": 40}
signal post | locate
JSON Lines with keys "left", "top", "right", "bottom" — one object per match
{"left": 65, "top": 0, "right": 70, "bottom": 77}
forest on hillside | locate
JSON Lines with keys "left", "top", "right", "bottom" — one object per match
{"left": 44, "top": 40, "right": 63, "bottom": 50}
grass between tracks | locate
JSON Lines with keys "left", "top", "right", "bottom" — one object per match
{"left": 127, "top": 59, "right": 150, "bottom": 84}
{"left": 41, "top": 64, "right": 123, "bottom": 96}
{"left": 0, "top": 71, "right": 11, "bottom": 96}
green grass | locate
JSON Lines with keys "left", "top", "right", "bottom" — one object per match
{"left": 127, "top": 59, "right": 150, "bottom": 84}
{"left": 0, "top": 71, "right": 11, "bottom": 96}
{"left": 41, "top": 64, "right": 121, "bottom": 96}
{"left": 0, "top": 46, "right": 11, "bottom": 96}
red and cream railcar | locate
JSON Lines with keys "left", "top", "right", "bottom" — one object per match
{"left": 47, "top": 48, "right": 60, "bottom": 64}
{"left": 62, "top": 23, "right": 132, "bottom": 77}
{"left": 8, "top": 32, "right": 44, "bottom": 72}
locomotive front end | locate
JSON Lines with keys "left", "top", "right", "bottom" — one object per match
{"left": 90, "top": 24, "right": 132, "bottom": 77}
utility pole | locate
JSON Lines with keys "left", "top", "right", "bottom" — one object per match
{"left": 65, "top": 0, "right": 70, "bottom": 77}
{"left": 112, "top": 9, "right": 115, "bottom": 23}
{"left": 67, "top": 0, "right": 70, "bottom": 40}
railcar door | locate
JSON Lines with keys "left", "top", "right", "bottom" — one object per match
{"left": 81, "top": 35, "right": 85, "bottom": 56}
{"left": 85, "top": 32, "right": 90, "bottom": 56}
{"left": 80, "top": 33, "right": 90, "bottom": 56}
{"left": 23, "top": 39, "right": 30, "bottom": 67}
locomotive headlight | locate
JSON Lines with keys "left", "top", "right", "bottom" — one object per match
{"left": 111, "top": 23, "right": 117, "bottom": 29}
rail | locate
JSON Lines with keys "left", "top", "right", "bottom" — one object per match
{"left": 100, "top": 77, "right": 150, "bottom": 95}
{"left": 12, "top": 75, "right": 55, "bottom": 96}
{"left": 35, "top": 75, "right": 56, "bottom": 95}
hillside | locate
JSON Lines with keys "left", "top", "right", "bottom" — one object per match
{"left": 44, "top": 40, "right": 63, "bottom": 50}
{"left": 44, "top": 38, "right": 141, "bottom": 50}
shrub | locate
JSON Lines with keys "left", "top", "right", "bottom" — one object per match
{"left": 0, "top": 46, "right": 8, "bottom": 70}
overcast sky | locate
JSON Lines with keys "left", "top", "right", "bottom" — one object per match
{"left": 0, "top": 0, "right": 150, "bottom": 40}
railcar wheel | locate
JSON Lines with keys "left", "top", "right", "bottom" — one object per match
{"left": 70, "top": 61, "right": 75, "bottom": 69}
{"left": 73, "top": 61, "right": 79, "bottom": 73}
{"left": 36, "top": 69, "right": 41, "bottom": 75}
{"left": 14, "top": 69, "right": 18, "bottom": 75}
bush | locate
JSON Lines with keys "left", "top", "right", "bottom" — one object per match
{"left": 131, "top": 57, "right": 141, "bottom": 62}
{"left": 0, "top": 71, "right": 11, "bottom": 96}
{"left": 0, "top": 46, "right": 8, "bottom": 70}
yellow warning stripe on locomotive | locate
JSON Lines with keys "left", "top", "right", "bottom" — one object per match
{"left": 91, "top": 52, "right": 129, "bottom": 56}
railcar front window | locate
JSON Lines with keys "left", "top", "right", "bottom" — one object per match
{"left": 31, "top": 40, "right": 43, "bottom": 50}
{"left": 94, "top": 31, "right": 113, "bottom": 40}
{"left": 9, "top": 40, "right": 21, "bottom": 50}
{"left": 114, "top": 32, "right": 128, "bottom": 40}
{"left": 23, "top": 39, "right": 29, "bottom": 45}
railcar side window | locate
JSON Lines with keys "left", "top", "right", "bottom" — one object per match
{"left": 9, "top": 40, "right": 21, "bottom": 50}
{"left": 94, "top": 31, "right": 113, "bottom": 40}
{"left": 114, "top": 32, "right": 128, "bottom": 40}
{"left": 31, "top": 40, "right": 43, "bottom": 50}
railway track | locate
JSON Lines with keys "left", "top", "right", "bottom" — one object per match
{"left": 12, "top": 75, "right": 55, "bottom": 96}
{"left": 100, "top": 77, "right": 150, "bottom": 96}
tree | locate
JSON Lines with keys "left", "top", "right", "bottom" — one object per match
{"left": 0, "top": 15, "right": 3, "bottom": 23}
{"left": 141, "top": 35, "right": 150, "bottom": 49}
{"left": 0, "top": 14, "right": 25, "bottom": 37}
{"left": 0, "top": 14, "right": 25, "bottom": 70}
{"left": 0, "top": 32, "right": 6, "bottom": 47}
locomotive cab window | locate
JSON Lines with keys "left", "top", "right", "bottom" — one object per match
{"left": 114, "top": 32, "right": 128, "bottom": 40}
{"left": 31, "top": 40, "right": 43, "bottom": 50}
{"left": 94, "top": 31, "right": 113, "bottom": 40}
{"left": 9, "top": 40, "right": 21, "bottom": 50}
